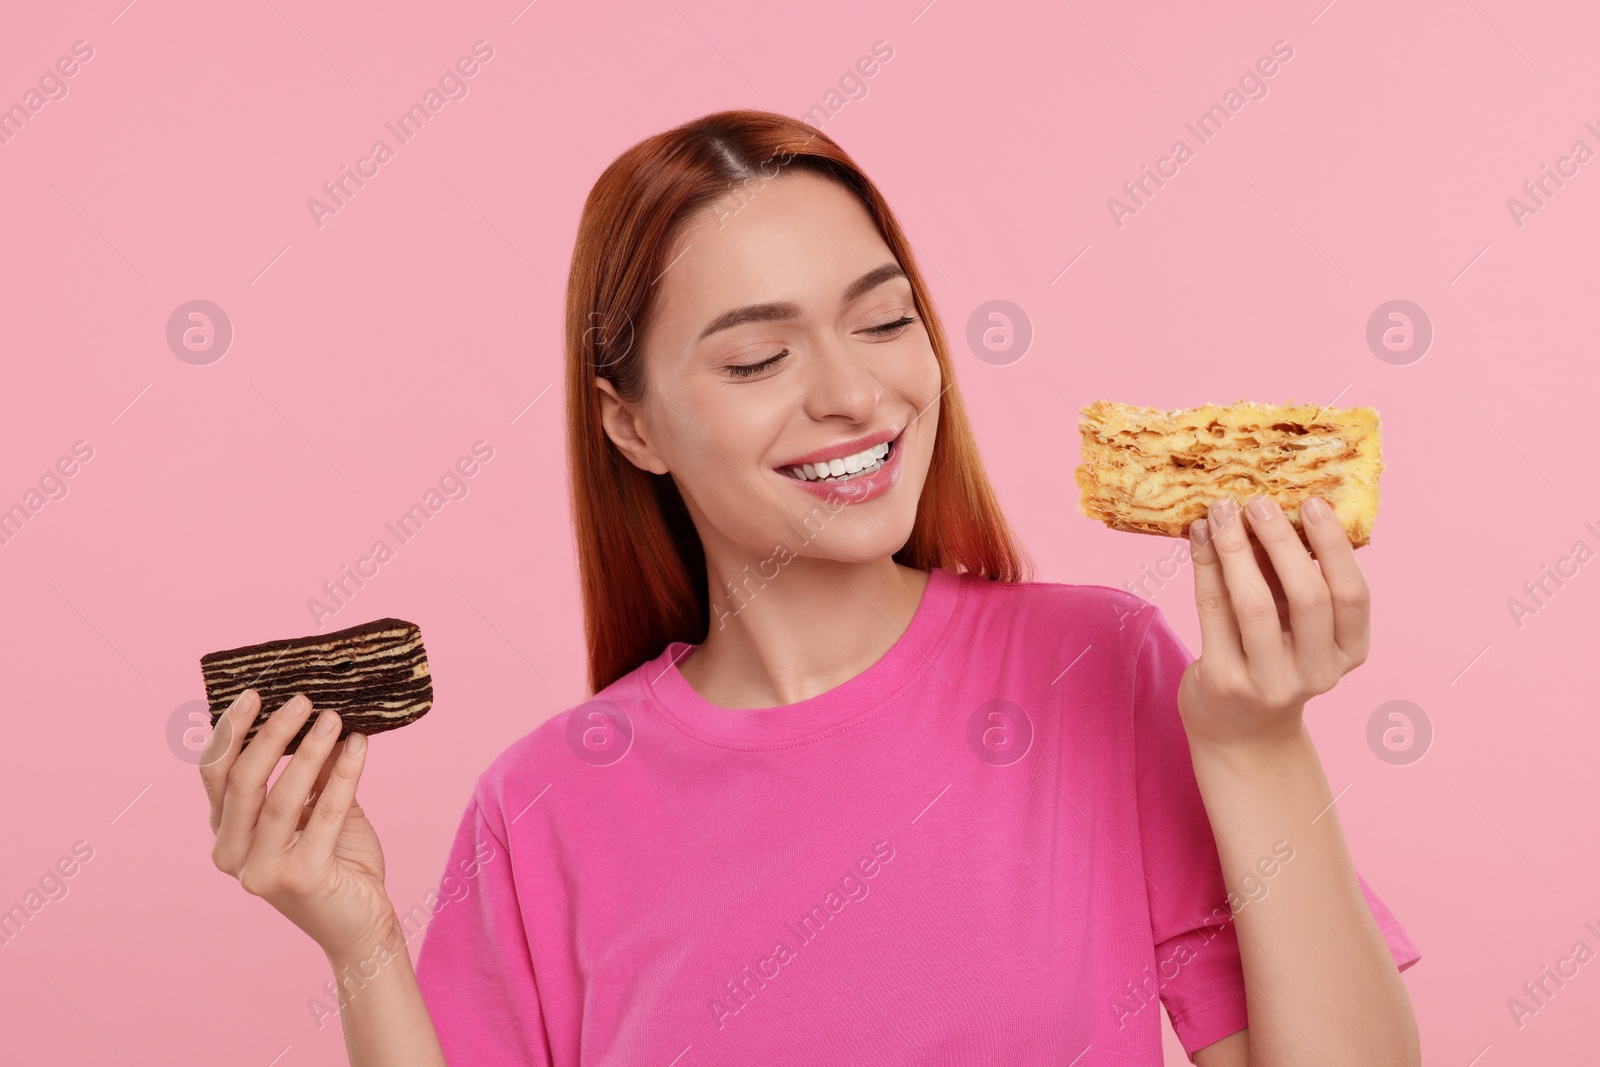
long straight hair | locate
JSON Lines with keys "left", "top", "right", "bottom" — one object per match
{"left": 566, "top": 109, "right": 1033, "bottom": 694}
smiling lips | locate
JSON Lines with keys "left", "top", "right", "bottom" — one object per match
{"left": 773, "top": 427, "right": 905, "bottom": 503}
{"left": 774, "top": 425, "right": 902, "bottom": 470}
{"left": 774, "top": 426, "right": 900, "bottom": 478}
{"left": 784, "top": 439, "right": 891, "bottom": 482}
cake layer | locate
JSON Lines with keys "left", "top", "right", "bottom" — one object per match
{"left": 1073, "top": 399, "right": 1383, "bottom": 547}
{"left": 200, "top": 617, "right": 432, "bottom": 754}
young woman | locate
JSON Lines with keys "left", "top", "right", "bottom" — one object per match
{"left": 202, "top": 109, "right": 1421, "bottom": 1066}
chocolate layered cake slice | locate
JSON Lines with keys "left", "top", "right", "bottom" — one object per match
{"left": 1073, "top": 399, "right": 1384, "bottom": 547}
{"left": 200, "top": 618, "right": 432, "bottom": 754}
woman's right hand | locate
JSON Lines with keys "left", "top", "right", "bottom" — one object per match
{"left": 201, "top": 690, "right": 399, "bottom": 962}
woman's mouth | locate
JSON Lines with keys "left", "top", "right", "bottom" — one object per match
{"left": 772, "top": 429, "right": 905, "bottom": 504}
{"left": 780, "top": 438, "right": 893, "bottom": 483}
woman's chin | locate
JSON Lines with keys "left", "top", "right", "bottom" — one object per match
{"left": 775, "top": 513, "right": 919, "bottom": 567}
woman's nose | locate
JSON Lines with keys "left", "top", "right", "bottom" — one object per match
{"left": 800, "top": 333, "right": 882, "bottom": 424}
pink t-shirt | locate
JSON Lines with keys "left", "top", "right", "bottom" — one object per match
{"left": 414, "top": 567, "right": 1420, "bottom": 1064}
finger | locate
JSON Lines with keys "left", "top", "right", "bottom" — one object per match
{"left": 202, "top": 689, "right": 256, "bottom": 835}
{"left": 1240, "top": 494, "right": 1338, "bottom": 673}
{"left": 303, "top": 736, "right": 349, "bottom": 813}
{"left": 1298, "top": 495, "right": 1371, "bottom": 665}
{"left": 1205, "top": 497, "right": 1290, "bottom": 671}
{"left": 296, "top": 742, "right": 347, "bottom": 833}
{"left": 301, "top": 732, "right": 369, "bottom": 859}
{"left": 254, "top": 708, "right": 345, "bottom": 860}
{"left": 213, "top": 694, "right": 314, "bottom": 873}
{"left": 1249, "top": 538, "right": 1289, "bottom": 631}
{"left": 1187, "top": 518, "right": 1245, "bottom": 675}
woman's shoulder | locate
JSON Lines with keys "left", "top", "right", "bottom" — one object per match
{"left": 476, "top": 668, "right": 646, "bottom": 767}
{"left": 466, "top": 668, "right": 654, "bottom": 819}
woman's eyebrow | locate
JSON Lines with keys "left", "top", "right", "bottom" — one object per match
{"left": 694, "top": 262, "right": 908, "bottom": 344}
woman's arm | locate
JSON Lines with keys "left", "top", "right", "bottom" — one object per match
{"left": 324, "top": 911, "right": 448, "bottom": 1067}
{"left": 1187, "top": 729, "right": 1415, "bottom": 1065}
{"left": 200, "top": 693, "right": 449, "bottom": 1067}
{"left": 1177, "top": 493, "right": 1420, "bottom": 1066}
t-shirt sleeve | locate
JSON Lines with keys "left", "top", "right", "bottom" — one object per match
{"left": 1125, "top": 598, "right": 1422, "bottom": 1061}
{"left": 413, "top": 789, "right": 555, "bottom": 1066}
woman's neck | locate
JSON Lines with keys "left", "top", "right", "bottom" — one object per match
{"left": 679, "top": 554, "right": 931, "bottom": 710}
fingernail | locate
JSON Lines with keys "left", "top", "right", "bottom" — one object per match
{"left": 1302, "top": 496, "right": 1331, "bottom": 523}
{"left": 1190, "top": 517, "right": 1212, "bottom": 548}
{"left": 1209, "top": 498, "right": 1236, "bottom": 528}
{"left": 1246, "top": 494, "right": 1279, "bottom": 521}
{"left": 348, "top": 732, "right": 366, "bottom": 755}
{"left": 281, "top": 694, "right": 311, "bottom": 719}
{"left": 313, "top": 709, "right": 338, "bottom": 737}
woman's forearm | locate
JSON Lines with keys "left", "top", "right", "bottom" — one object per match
{"left": 324, "top": 911, "right": 448, "bottom": 1067}
{"left": 1188, "top": 723, "right": 1420, "bottom": 1067}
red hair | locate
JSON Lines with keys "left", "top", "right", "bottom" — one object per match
{"left": 566, "top": 109, "right": 1033, "bottom": 694}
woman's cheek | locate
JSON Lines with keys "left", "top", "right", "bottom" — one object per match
{"left": 902, "top": 339, "right": 942, "bottom": 402}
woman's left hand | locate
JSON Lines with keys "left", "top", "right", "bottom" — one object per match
{"left": 1177, "top": 493, "right": 1371, "bottom": 750}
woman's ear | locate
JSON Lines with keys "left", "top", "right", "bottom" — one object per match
{"left": 594, "top": 377, "right": 670, "bottom": 475}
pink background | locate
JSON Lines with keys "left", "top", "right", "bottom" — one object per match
{"left": 2, "top": 0, "right": 1596, "bottom": 1062}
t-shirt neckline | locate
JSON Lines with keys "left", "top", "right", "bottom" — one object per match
{"left": 643, "top": 566, "right": 963, "bottom": 748}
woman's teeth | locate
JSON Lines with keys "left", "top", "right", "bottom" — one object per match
{"left": 787, "top": 440, "right": 891, "bottom": 482}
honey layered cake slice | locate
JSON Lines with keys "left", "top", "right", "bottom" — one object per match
{"left": 1073, "top": 399, "right": 1383, "bottom": 547}
{"left": 200, "top": 617, "right": 432, "bottom": 754}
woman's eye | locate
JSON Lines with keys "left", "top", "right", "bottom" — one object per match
{"left": 723, "top": 318, "right": 913, "bottom": 378}
{"left": 726, "top": 350, "right": 788, "bottom": 378}
{"left": 866, "top": 314, "right": 917, "bottom": 336}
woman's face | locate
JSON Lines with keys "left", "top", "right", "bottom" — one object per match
{"left": 596, "top": 170, "right": 943, "bottom": 569}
